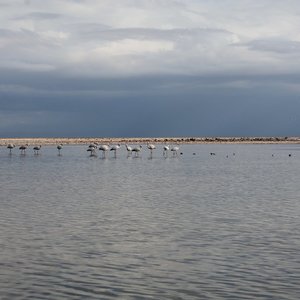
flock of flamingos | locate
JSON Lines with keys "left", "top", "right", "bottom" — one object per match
{"left": 5, "top": 143, "right": 295, "bottom": 159}
{"left": 5, "top": 143, "right": 180, "bottom": 157}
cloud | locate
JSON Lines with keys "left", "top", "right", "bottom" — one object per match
{"left": 79, "top": 38, "right": 174, "bottom": 56}
{"left": 13, "top": 12, "right": 62, "bottom": 20}
{"left": 1, "top": 1, "right": 300, "bottom": 77}
{"left": 242, "top": 38, "right": 300, "bottom": 54}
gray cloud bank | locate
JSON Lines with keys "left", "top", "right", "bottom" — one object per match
{"left": 1, "top": 0, "right": 300, "bottom": 137}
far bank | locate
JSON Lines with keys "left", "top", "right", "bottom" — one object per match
{"left": 1, "top": 137, "right": 300, "bottom": 146}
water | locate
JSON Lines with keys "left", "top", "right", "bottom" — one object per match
{"left": 0, "top": 144, "right": 300, "bottom": 299}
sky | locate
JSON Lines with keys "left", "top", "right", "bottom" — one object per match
{"left": 1, "top": 0, "right": 300, "bottom": 137}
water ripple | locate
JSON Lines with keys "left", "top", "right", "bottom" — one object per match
{"left": 1, "top": 144, "right": 300, "bottom": 299}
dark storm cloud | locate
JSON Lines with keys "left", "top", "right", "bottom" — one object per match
{"left": 1, "top": 61, "right": 300, "bottom": 137}
{"left": 1, "top": 77, "right": 300, "bottom": 138}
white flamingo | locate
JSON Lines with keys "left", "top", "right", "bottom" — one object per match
{"left": 33, "top": 145, "right": 42, "bottom": 155}
{"left": 171, "top": 145, "right": 179, "bottom": 156}
{"left": 110, "top": 144, "right": 121, "bottom": 157}
{"left": 125, "top": 144, "right": 132, "bottom": 155}
{"left": 132, "top": 145, "right": 142, "bottom": 157}
{"left": 163, "top": 145, "right": 170, "bottom": 157}
{"left": 7, "top": 143, "right": 15, "bottom": 154}
{"left": 147, "top": 143, "right": 156, "bottom": 157}
{"left": 99, "top": 144, "right": 110, "bottom": 157}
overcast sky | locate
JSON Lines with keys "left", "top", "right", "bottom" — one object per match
{"left": 1, "top": 0, "right": 300, "bottom": 137}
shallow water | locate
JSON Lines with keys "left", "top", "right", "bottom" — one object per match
{"left": 1, "top": 144, "right": 300, "bottom": 299}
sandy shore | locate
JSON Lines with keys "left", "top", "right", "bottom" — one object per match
{"left": 1, "top": 137, "right": 300, "bottom": 146}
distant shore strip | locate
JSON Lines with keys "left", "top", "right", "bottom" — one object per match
{"left": 1, "top": 137, "right": 300, "bottom": 146}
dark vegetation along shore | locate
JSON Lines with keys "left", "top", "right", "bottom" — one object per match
{"left": 1, "top": 137, "right": 300, "bottom": 146}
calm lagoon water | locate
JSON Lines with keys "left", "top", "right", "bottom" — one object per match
{"left": 0, "top": 144, "right": 300, "bottom": 299}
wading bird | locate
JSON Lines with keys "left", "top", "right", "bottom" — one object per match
{"left": 33, "top": 145, "right": 42, "bottom": 155}
{"left": 99, "top": 144, "right": 110, "bottom": 158}
{"left": 7, "top": 143, "right": 15, "bottom": 154}
{"left": 147, "top": 144, "right": 156, "bottom": 157}
{"left": 19, "top": 144, "right": 28, "bottom": 154}
{"left": 57, "top": 144, "right": 63, "bottom": 155}
{"left": 87, "top": 146, "right": 97, "bottom": 156}
{"left": 132, "top": 145, "right": 142, "bottom": 157}
{"left": 171, "top": 145, "right": 179, "bottom": 156}
{"left": 87, "top": 143, "right": 98, "bottom": 156}
{"left": 163, "top": 145, "right": 170, "bottom": 157}
{"left": 110, "top": 144, "right": 121, "bottom": 157}
{"left": 125, "top": 144, "right": 132, "bottom": 155}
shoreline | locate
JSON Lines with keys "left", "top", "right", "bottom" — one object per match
{"left": 1, "top": 137, "right": 300, "bottom": 146}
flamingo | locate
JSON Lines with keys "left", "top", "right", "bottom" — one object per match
{"left": 57, "top": 144, "right": 63, "bottom": 155}
{"left": 99, "top": 144, "right": 110, "bottom": 157}
{"left": 7, "top": 143, "right": 15, "bottom": 154}
{"left": 87, "top": 143, "right": 97, "bottom": 156}
{"left": 33, "top": 145, "right": 42, "bottom": 155}
{"left": 132, "top": 145, "right": 142, "bottom": 157}
{"left": 19, "top": 144, "right": 28, "bottom": 154}
{"left": 110, "top": 144, "right": 120, "bottom": 157}
{"left": 163, "top": 145, "right": 170, "bottom": 157}
{"left": 87, "top": 146, "right": 97, "bottom": 156}
{"left": 171, "top": 145, "right": 179, "bottom": 156}
{"left": 147, "top": 143, "right": 156, "bottom": 157}
{"left": 125, "top": 144, "right": 132, "bottom": 155}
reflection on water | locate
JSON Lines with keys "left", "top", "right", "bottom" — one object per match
{"left": 1, "top": 144, "right": 300, "bottom": 299}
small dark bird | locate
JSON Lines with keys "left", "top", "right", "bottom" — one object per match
{"left": 57, "top": 144, "right": 63, "bottom": 155}
{"left": 33, "top": 145, "right": 42, "bottom": 155}
{"left": 7, "top": 143, "right": 15, "bottom": 154}
{"left": 19, "top": 144, "right": 28, "bottom": 154}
